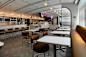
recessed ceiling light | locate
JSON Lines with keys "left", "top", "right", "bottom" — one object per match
{"left": 44, "top": 2, "right": 48, "bottom": 6}
{"left": 44, "top": 0, "right": 48, "bottom": 6}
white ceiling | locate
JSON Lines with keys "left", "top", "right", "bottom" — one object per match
{"left": 0, "top": 0, "right": 75, "bottom": 16}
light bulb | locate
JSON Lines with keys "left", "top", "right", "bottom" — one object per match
{"left": 44, "top": 2, "right": 48, "bottom": 6}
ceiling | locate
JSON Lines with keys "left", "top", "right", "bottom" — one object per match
{"left": 0, "top": 0, "right": 75, "bottom": 16}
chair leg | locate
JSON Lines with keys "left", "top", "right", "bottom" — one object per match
{"left": 56, "top": 45, "right": 66, "bottom": 52}
{"left": 44, "top": 53, "right": 46, "bottom": 57}
{"left": 47, "top": 51, "right": 49, "bottom": 56}
{"left": 36, "top": 55, "right": 39, "bottom": 57}
{"left": 32, "top": 50, "right": 34, "bottom": 57}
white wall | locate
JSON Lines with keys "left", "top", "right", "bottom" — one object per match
{"left": 78, "top": 0, "right": 86, "bottom": 26}
{"left": 79, "top": 8, "right": 85, "bottom": 26}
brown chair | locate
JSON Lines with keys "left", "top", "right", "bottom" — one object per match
{"left": 43, "top": 31, "right": 48, "bottom": 36}
{"left": 31, "top": 34, "right": 39, "bottom": 43}
{"left": 20, "top": 27, "right": 25, "bottom": 31}
{"left": 22, "top": 31, "right": 29, "bottom": 39}
{"left": 22, "top": 31, "right": 31, "bottom": 45}
{"left": 32, "top": 42, "right": 49, "bottom": 57}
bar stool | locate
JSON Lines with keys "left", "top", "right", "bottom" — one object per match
{"left": 32, "top": 42, "right": 49, "bottom": 57}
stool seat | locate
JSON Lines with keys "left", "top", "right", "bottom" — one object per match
{"left": 33, "top": 43, "right": 49, "bottom": 53}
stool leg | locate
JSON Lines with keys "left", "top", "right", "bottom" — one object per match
{"left": 36, "top": 55, "right": 39, "bottom": 57}
{"left": 47, "top": 51, "right": 49, "bottom": 56}
{"left": 32, "top": 50, "right": 34, "bottom": 57}
{"left": 44, "top": 53, "right": 46, "bottom": 57}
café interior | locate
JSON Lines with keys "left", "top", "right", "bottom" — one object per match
{"left": 0, "top": 0, "right": 86, "bottom": 57}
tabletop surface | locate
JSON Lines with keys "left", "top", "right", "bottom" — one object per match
{"left": 0, "top": 42, "right": 4, "bottom": 46}
{"left": 56, "top": 28, "right": 70, "bottom": 31}
{"left": 50, "top": 31, "right": 70, "bottom": 35}
{"left": 25, "top": 28, "right": 40, "bottom": 32}
{"left": 37, "top": 36, "right": 71, "bottom": 47}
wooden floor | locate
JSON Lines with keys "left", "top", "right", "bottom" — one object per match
{"left": 0, "top": 35, "right": 71, "bottom": 57}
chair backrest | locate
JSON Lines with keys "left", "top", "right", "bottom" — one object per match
{"left": 39, "top": 29, "right": 44, "bottom": 32}
{"left": 43, "top": 31, "right": 48, "bottom": 36}
{"left": 25, "top": 27, "right": 28, "bottom": 30}
{"left": 76, "top": 25, "right": 86, "bottom": 42}
{"left": 21, "top": 27, "right": 25, "bottom": 31}
{"left": 31, "top": 34, "right": 39, "bottom": 40}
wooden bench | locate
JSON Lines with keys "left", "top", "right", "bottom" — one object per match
{"left": 72, "top": 25, "right": 86, "bottom": 57}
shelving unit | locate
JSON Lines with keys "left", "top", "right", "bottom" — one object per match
{"left": 0, "top": 16, "right": 28, "bottom": 25}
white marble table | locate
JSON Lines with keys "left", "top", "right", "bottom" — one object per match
{"left": 50, "top": 31, "right": 70, "bottom": 35}
{"left": 37, "top": 36, "right": 70, "bottom": 46}
{"left": 0, "top": 25, "right": 27, "bottom": 30}
{"left": 24, "top": 28, "right": 40, "bottom": 35}
{"left": 56, "top": 28, "right": 70, "bottom": 31}
{"left": 25, "top": 28, "right": 40, "bottom": 32}
{"left": 59, "top": 27, "right": 70, "bottom": 29}
{"left": 37, "top": 35, "right": 71, "bottom": 57}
